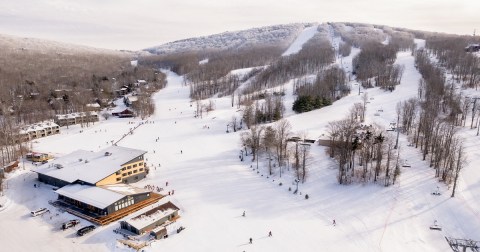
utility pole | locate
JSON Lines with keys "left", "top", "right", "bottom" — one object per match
{"left": 394, "top": 104, "right": 401, "bottom": 149}
{"left": 470, "top": 97, "right": 480, "bottom": 129}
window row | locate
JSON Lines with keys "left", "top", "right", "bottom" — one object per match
{"left": 121, "top": 162, "right": 144, "bottom": 171}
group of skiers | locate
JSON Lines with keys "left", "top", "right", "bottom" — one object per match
{"left": 242, "top": 211, "right": 273, "bottom": 245}
{"left": 143, "top": 181, "right": 174, "bottom": 195}
{"left": 242, "top": 210, "right": 336, "bottom": 245}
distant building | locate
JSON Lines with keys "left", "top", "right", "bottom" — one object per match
{"left": 120, "top": 200, "right": 180, "bottom": 235}
{"left": 86, "top": 103, "right": 101, "bottom": 111}
{"left": 35, "top": 146, "right": 147, "bottom": 187}
{"left": 124, "top": 96, "right": 139, "bottom": 107}
{"left": 112, "top": 108, "right": 135, "bottom": 118}
{"left": 135, "top": 80, "right": 147, "bottom": 87}
{"left": 54, "top": 112, "right": 99, "bottom": 127}
{"left": 465, "top": 44, "right": 480, "bottom": 52}
{"left": 19, "top": 121, "right": 60, "bottom": 141}
{"left": 3, "top": 160, "right": 19, "bottom": 173}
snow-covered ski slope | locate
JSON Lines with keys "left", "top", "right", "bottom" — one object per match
{"left": 1, "top": 25, "right": 480, "bottom": 252}
{"left": 282, "top": 24, "right": 319, "bottom": 56}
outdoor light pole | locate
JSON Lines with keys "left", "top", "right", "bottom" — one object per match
{"left": 294, "top": 179, "right": 300, "bottom": 194}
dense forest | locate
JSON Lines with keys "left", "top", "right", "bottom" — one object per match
{"left": 0, "top": 35, "right": 166, "bottom": 167}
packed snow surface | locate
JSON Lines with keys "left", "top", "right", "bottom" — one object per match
{"left": 282, "top": 24, "right": 319, "bottom": 56}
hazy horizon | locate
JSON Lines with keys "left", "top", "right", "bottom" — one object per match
{"left": 1, "top": 0, "right": 479, "bottom": 50}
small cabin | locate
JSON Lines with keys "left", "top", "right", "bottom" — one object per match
{"left": 120, "top": 201, "right": 180, "bottom": 235}
{"left": 465, "top": 44, "right": 480, "bottom": 52}
{"left": 4, "top": 160, "right": 19, "bottom": 173}
{"left": 113, "top": 109, "right": 135, "bottom": 118}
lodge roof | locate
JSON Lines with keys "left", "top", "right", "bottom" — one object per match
{"left": 55, "top": 183, "right": 149, "bottom": 209}
{"left": 35, "top": 146, "right": 146, "bottom": 185}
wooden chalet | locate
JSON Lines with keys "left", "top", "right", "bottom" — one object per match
{"left": 113, "top": 108, "right": 135, "bottom": 118}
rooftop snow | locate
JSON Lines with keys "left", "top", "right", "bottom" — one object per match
{"left": 86, "top": 103, "right": 100, "bottom": 108}
{"left": 35, "top": 146, "right": 146, "bottom": 184}
{"left": 55, "top": 184, "right": 124, "bottom": 209}
{"left": 55, "top": 112, "right": 98, "bottom": 120}
{"left": 99, "top": 184, "right": 150, "bottom": 196}
{"left": 19, "top": 121, "right": 59, "bottom": 134}
{"left": 123, "top": 200, "right": 179, "bottom": 231}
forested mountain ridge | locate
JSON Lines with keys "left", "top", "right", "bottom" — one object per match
{"left": 144, "top": 23, "right": 311, "bottom": 55}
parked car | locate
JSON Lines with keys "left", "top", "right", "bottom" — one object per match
{"left": 62, "top": 219, "right": 80, "bottom": 230}
{"left": 31, "top": 207, "right": 49, "bottom": 217}
{"left": 77, "top": 225, "right": 95, "bottom": 236}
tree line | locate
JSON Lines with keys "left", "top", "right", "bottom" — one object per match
{"left": 244, "top": 35, "right": 335, "bottom": 94}
{"left": 327, "top": 103, "right": 400, "bottom": 186}
{"left": 352, "top": 41, "right": 404, "bottom": 90}
{"left": 425, "top": 35, "right": 480, "bottom": 89}
{"left": 292, "top": 66, "right": 348, "bottom": 113}
{"left": 241, "top": 120, "right": 312, "bottom": 183}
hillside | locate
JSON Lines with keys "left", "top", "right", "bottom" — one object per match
{"left": 0, "top": 33, "right": 164, "bottom": 126}
{"left": 0, "top": 34, "right": 133, "bottom": 56}
{"left": 144, "top": 23, "right": 311, "bottom": 54}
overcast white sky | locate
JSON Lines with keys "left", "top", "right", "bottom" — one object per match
{"left": 1, "top": 0, "right": 479, "bottom": 50}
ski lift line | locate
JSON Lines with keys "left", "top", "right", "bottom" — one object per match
{"left": 378, "top": 188, "right": 400, "bottom": 250}
{"left": 455, "top": 193, "right": 480, "bottom": 224}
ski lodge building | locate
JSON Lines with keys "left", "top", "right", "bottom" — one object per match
{"left": 35, "top": 146, "right": 147, "bottom": 187}
{"left": 34, "top": 146, "right": 165, "bottom": 224}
